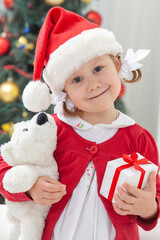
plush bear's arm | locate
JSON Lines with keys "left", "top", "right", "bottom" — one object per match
{"left": 1, "top": 141, "right": 15, "bottom": 166}
{"left": 3, "top": 165, "right": 42, "bottom": 193}
{"left": 0, "top": 156, "right": 31, "bottom": 201}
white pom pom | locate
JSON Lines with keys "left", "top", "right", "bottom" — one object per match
{"left": 22, "top": 81, "right": 51, "bottom": 112}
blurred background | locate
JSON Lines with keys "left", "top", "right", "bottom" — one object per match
{"left": 0, "top": 1, "right": 160, "bottom": 239}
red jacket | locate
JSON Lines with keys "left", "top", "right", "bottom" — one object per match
{"left": 0, "top": 114, "right": 160, "bottom": 240}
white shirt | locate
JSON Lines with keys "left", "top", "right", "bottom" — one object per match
{"left": 52, "top": 103, "right": 135, "bottom": 240}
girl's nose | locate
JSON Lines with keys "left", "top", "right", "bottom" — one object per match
{"left": 87, "top": 80, "right": 102, "bottom": 92}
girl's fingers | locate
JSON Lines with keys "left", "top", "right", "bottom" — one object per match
{"left": 114, "top": 193, "right": 132, "bottom": 211}
{"left": 40, "top": 177, "right": 66, "bottom": 193}
{"left": 117, "top": 186, "right": 136, "bottom": 204}
{"left": 145, "top": 171, "right": 157, "bottom": 193}
{"left": 41, "top": 190, "right": 66, "bottom": 200}
{"left": 112, "top": 202, "right": 129, "bottom": 216}
{"left": 39, "top": 196, "right": 64, "bottom": 205}
{"left": 44, "top": 176, "right": 66, "bottom": 187}
{"left": 42, "top": 182, "right": 66, "bottom": 193}
{"left": 122, "top": 183, "right": 142, "bottom": 197}
{"left": 27, "top": 176, "right": 67, "bottom": 205}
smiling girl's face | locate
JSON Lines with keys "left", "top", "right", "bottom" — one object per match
{"left": 64, "top": 54, "right": 121, "bottom": 123}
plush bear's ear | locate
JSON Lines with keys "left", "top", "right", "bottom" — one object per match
{"left": 1, "top": 142, "right": 14, "bottom": 166}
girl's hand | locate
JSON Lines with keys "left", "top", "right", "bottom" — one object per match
{"left": 26, "top": 176, "right": 66, "bottom": 205}
{"left": 113, "top": 171, "right": 158, "bottom": 220}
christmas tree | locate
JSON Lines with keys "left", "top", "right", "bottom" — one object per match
{"left": 0, "top": 0, "right": 106, "bottom": 203}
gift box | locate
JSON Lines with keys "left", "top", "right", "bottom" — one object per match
{"left": 100, "top": 152, "right": 159, "bottom": 203}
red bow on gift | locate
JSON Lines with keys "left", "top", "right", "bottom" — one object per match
{"left": 122, "top": 152, "right": 151, "bottom": 171}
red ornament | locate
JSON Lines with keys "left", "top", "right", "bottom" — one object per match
{"left": 0, "top": 37, "right": 11, "bottom": 55}
{"left": 3, "top": 0, "right": 15, "bottom": 8}
{"left": 117, "top": 83, "right": 125, "bottom": 99}
{"left": 86, "top": 11, "right": 102, "bottom": 25}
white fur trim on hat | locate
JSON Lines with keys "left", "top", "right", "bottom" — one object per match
{"left": 43, "top": 27, "right": 123, "bottom": 95}
{"left": 22, "top": 81, "right": 51, "bottom": 112}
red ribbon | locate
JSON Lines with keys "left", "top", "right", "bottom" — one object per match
{"left": 108, "top": 152, "right": 151, "bottom": 202}
{"left": 2, "top": 65, "right": 33, "bottom": 79}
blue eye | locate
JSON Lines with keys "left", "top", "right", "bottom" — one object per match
{"left": 72, "top": 76, "right": 83, "bottom": 83}
{"left": 93, "top": 66, "right": 103, "bottom": 73}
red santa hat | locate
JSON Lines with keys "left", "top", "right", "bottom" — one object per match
{"left": 22, "top": 7, "right": 123, "bottom": 112}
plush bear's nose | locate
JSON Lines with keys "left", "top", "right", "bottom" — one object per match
{"left": 37, "top": 112, "right": 48, "bottom": 125}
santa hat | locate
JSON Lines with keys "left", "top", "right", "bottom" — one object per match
{"left": 22, "top": 7, "right": 123, "bottom": 112}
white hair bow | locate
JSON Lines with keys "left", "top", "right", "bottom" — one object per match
{"left": 119, "top": 48, "right": 151, "bottom": 79}
{"left": 51, "top": 91, "right": 74, "bottom": 110}
{"left": 51, "top": 91, "right": 66, "bottom": 105}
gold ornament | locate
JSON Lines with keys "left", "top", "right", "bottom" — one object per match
{"left": 1, "top": 122, "right": 14, "bottom": 137}
{"left": 22, "top": 111, "right": 29, "bottom": 118}
{"left": 0, "top": 78, "right": 20, "bottom": 103}
{"left": 18, "top": 36, "right": 28, "bottom": 45}
{"left": 81, "top": 0, "right": 92, "bottom": 3}
{"left": 45, "top": 0, "right": 65, "bottom": 6}
{"left": 25, "top": 42, "right": 35, "bottom": 51}
{"left": 16, "top": 37, "right": 34, "bottom": 53}
{"left": 16, "top": 36, "right": 28, "bottom": 49}
{"left": 24, "top": 42, "right": 35, "bottom": 54}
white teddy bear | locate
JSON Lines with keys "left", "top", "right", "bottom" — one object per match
{"left": 1, "top": 112, "right": 59, "bottom": 240}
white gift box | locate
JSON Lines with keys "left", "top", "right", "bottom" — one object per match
{"left": 100, "top": 152, "right": 159, "bottom": 203}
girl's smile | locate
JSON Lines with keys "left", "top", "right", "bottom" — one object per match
{"left": 88, "top": 88, "right": 109, "bottom": 100}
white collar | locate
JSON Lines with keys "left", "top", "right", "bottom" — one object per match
{"left": 55, "top": 102, "right": 135, "bottom": 130}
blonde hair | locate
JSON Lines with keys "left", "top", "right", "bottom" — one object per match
{"left": 63, "top": 55, "right": 142, "bottom": 117}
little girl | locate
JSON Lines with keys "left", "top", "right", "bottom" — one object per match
{"left": 0, "top": 7, "right": 160, "bottom": 240}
